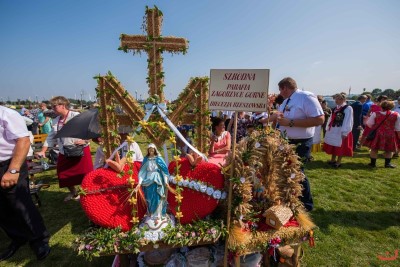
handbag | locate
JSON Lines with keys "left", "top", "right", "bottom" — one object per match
{"left": 63, "top": 145, "right": 84, "bottom": 157}
{"left": 57, "top": 112, "right": 84, "bottom": 158}
{"left": 365, "top": 130, "right": 377, "bottom": 141}
{"left": 366, "top": 112, "right": 390, "bottom": 141}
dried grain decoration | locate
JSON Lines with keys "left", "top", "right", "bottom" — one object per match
{"left": 225, "top": 127, "right": 315, "bottom": 254}
{"left": 120, "top": 6, "right": 188, "bottom": 102}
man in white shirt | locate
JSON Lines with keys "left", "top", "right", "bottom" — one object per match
{"left": 0, "top": 106, "right": 50, "bottom": 261}
{"left": 275, "top": 77, "right": 324, "bottom": 211}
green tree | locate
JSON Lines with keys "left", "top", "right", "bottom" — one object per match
{"left": 395, "top": 89, "right": 400, "bottom": 99}
{"left": 371, "top": 88, "right": 382, "bottom": 96}
{"left": 382, "top": 89, "right": 395, "bottom": 99}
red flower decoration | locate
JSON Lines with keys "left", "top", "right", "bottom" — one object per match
{"left": 80, "top": 162, "right": 145, "bottom": 231}
{"left": 80, "top": 158, "right": 225, "bottom": 230}
{"left": 168, "top": 158, "right": 225, "bottom": 224}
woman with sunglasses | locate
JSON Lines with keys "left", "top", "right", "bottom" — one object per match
{"left": 36, "top": 96, "right": 93, "bottom": 202}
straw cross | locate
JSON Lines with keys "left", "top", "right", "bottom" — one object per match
{"left": 98, "top": 7, "right": 209, "bottom": 158}
{"left": 120, "top": 7, "right": 188, "bottom": 102}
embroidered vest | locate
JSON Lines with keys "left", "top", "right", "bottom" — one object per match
{"left": 331, "top": 105, "right": 348, "bottom": 128}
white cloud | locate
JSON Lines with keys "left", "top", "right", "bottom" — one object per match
{"left": 312, "top": 61, "right": 323, "bottom": 66}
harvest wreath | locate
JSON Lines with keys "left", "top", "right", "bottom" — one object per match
{"left": 224, "top": 127, "right": 316, "bottom": 260}
{"left": 75, "top": 127, "right": 316, "bottom": 262}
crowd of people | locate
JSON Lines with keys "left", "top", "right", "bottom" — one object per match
{"left": 207, "top": 77, "right": 400, "bottom": 210}
{"left": 210, "top": 82, "right": 400, "bottom": 170}
{"left": 1, "top": 77, "right": 400, "bottom": 262}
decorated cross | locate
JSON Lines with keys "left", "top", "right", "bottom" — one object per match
{"left": 119, "top": 6, "right": 188, "bottom": 102}
{"left": 97, "top": 6, "right": 210, "bottom": 158}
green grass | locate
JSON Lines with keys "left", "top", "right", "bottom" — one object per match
{"left": 303, "top": 149, "right": 400, "bottom": 267}
{"left": 1, "top": 146, "right": 399, "bottom": 266}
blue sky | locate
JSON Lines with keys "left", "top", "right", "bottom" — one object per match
{"left": 1, "top": 0, "right": 399, "bottom": 102}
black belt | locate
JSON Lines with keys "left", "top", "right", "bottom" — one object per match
{"left": 0, "top": 159, "right": 11, "bottom": 167}
{"left": 288, "top": 137, "right": 312, "bottom": 144}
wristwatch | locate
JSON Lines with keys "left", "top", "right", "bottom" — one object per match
{"left": 8, "top": 169, "right": 20, "bottom": 174}
{"left": 289, "top": 120, "right": 294, "bottom": 127}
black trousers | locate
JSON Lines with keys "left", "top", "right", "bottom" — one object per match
{"left": 352, "top": 127, "right": 361, "bottom": 150}
{"left": 0, "top": 159, "right": 50, "bottom": 248}
{"left": 289, "top": 138, "right": 314, "bottom": 212}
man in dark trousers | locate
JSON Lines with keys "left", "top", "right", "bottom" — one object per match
{"left": 0, "top": 105, "right": 50, "bottom": 261}
{"left": 351, "top": 95, "right": 367, "bottom": 150}
{"left": 275, "top": 77, "right": 324, "bottom": 211}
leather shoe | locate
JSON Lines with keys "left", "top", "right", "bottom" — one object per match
{"left": 333, "top": 163, "right": 342, "bottom": 168}
{"left": 0, "top": 243, "right": 22, "bottom": 261}
{"left": 35, "top": 243, "right": 50, "bottom": 260}
{"left": 385, "top": 164, "right": 396, "bottom": 168}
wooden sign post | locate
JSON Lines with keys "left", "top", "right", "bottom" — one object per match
{"left": 209, "top": 69, "right": 269, "bottom": 267}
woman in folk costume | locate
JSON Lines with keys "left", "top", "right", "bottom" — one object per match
{"left": 364, "top": 100, "right": 400, "bottom": 168}
{"left": 360, "top": 95, "right": 388, "bottom": 144}
{"left": 136, "top": 144, "right": 171, "bottom": 220}
{"left": 323, "top": 93, "right": 354, "bottom": 168}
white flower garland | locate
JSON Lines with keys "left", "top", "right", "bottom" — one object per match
{"left": 168, "top": 175, "right": 227, "bottom": 200}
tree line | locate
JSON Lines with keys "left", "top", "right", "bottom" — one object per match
{"left": 360, "top": 88, "right": 400, "bottom": 99}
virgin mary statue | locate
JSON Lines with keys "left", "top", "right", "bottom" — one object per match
{"left": 137, "top": 143, "right": 170, "bottom": 222}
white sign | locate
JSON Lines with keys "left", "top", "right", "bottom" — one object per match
{"left": 208, "top": 69, "right": 269, "bottom": 112}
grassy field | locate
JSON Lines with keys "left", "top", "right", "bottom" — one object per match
{"left": 0, "top": 145, "right": 399, "bottom": 267}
